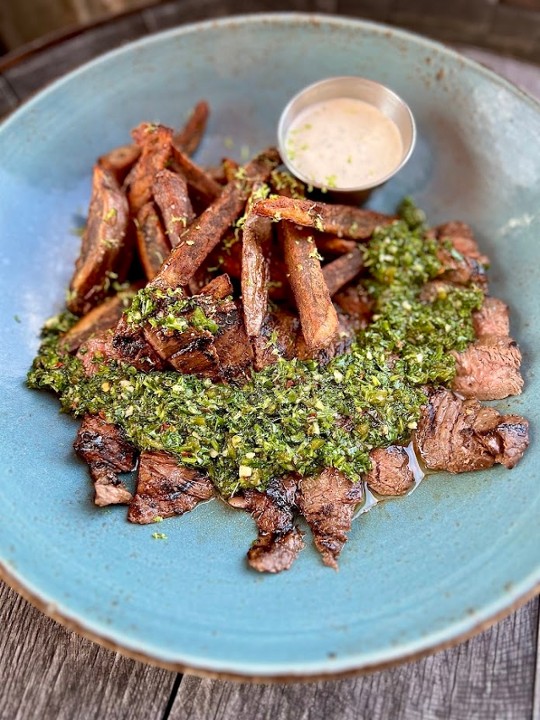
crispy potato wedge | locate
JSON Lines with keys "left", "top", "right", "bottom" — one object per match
{"left": 171, "top": 144, "right": 222, "bottom": 205}
{"left": 173, "top": 100, "right": 209, "bottom": 155}
{"left": 322, "top": 248, "right": 364, "bottom": 296}
{"left": 152, "top": 169, "right": 195, "bottom": 247}
{"left": 241, "top": 210, "right": 272, "bottom": 336}
{"left": 126, "top": 123, "right": 174, "bottom": 214}
{"left": 135, "top": 202, "right": 171, "bottom": 280}
{"left": 98, "top": 144, "right": 141, "bottom": 184}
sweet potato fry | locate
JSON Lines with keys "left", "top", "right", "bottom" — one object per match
{"left": 171, "top": 144, "right": 222, "bottom": 206}
{"left": 98, "top": 144, "right": 141, "bottom": 184}
{"left": 280, "top": 222, "right": 338, "bottom": 351}
{"left": 68, "top": 165, "right": 130, "bottom": 315}
{"left": 135, "top": 202, "right": 171, "bottom": 280}
{"left": 322, "top": 249, "right": 364, "bottom": 296}
{"left": 126, "top": 123, "right": 174, "bottom": 215}
{"left": 173, "top": 100, "right": 209, "bottom": 155}
{"left": 62, "top": 290, "right": 135, "bottom": 352}
{"left": 253, "top": 197, "right": 394, "bottom": 239}
{"left": 152, "top": 169, "right": 195, "bottom": 247}
{"left": 154, "top": 147, "right": 281, "bottom": 288}
{"left": 241, "top": 210, "right": 272, "bottom": 336}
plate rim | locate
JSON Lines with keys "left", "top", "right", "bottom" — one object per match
{"left": 1, "top": 11, "right": 539, "bottom": 679}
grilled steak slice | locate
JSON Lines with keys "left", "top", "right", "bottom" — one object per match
{"left": 74, "top": 415, "right": 136, "bottom": 506}
{"left": 298, "top": 469, "right": 363, "bottom": 569}
{"left": 251, "top": 310, "right": 299, "bottom": 371}
{"left": 333, "top": 284, "right": 374, "bottom": 330}
{"left": 128, "top": 451, "right": 214, "bottom": 523}
{"left": 414, "top": 388, "right": 529, "bottom": 472}
{"left": 67, "top": 165, "right": 130, "bottom": 315}
{"left": 365, "top": 446, "right": 414, "bottom": 496}
{"left": 436, "top": 244, "right": 487, "bottom": 288}
{"left": 452, "top": 335, "right": 523, "bottom": 400}
{"left": 436, "top": 221, "right": 489, "bottom": 265}
{"left": 113, "top": 315, "right": 168, "bottom": 372}
{"left": 229, "top": 475, "right": 304, "bottom": 573}
{"left": 77, "top": 330, "right": 118, "bottom": 376}
{"left": 472, "top": 297, "right": 510, "bottom": 337}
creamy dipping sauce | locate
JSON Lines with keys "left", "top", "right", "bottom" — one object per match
{"left": 285, "top": 97, "right": 404, "bottom": 190}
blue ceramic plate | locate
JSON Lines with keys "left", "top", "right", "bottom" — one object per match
{"left": 0, "top": 14, "right": 538, "bottom": 680}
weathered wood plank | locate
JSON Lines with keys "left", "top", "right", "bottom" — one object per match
{"left": 169, "top": 598, "right": 539, "bottom": 720}
{"left": 3, "top": 13, "right": 148, "bottom": 102}
{"left": 0, "top": 580, "right": 177, "bottom": 720}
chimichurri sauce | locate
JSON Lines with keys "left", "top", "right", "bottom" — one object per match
{"left": 28, "top": 202, "right": 483, "bottom": 497}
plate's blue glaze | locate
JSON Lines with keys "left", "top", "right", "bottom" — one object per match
{"left": 0, "top": 14, "right": 538, "bottom": 678}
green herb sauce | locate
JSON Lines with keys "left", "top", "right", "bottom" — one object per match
{"left": 27, "top": 205, "right": 483, "bottom": 497}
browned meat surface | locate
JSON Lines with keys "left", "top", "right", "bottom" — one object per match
{"left": 152, "top": 169, "right": 195, "bottom": 247}
{"left": 77, "top": 330, "right": 117, "bottom": 376}
{"left": 436, "top": 244, "right": 487, "bottom": 288}
{"left": 135, "top": 202, "right": 171, "bottom": 280}
{"left": 154, "top": 147, "right": 280, "bottom": 288}
{"left": 127, "top": 123, "right": 173, "bottom": 215}
{"left": 316, "top": 236, "right": 357, "bottom": 257}
{"left": 436, "top": 221, "right": 489, "bottom": 265}
{"left": 112, "top": 316, "right": 168, "bottom": 372}
{"left": 98, "top": 143, "right": 141, "bottom": 183}
{"left": 62, "top": 292, "right": 132, "bottom": 352}
{"left": 452, "top": 335, "right": 523, "bottom": 400}
{"left": 252, "top": 310, "right": 300, "bottom": 371}
{"left": 253, "top": 196, "right": 394, "bottom": 239}
{"left": 173, "top": 100, "right": 209, "bottom": 155}
{"left": 74, "top": 414, "right": 136, "bottom": 506}
{"left": 414, "top": 388, "right": 529, "bottom": 472}
{"left": 298, "top": 469, "right": 363, "bottom": 569}
{"left": 333, "top": 284, "right": 374, "bottom": 330}
{"left": 473, "top": 297, "right": 510, "bottom": 337}
{"left": 67, "top": 165, "right": 130, "bottom": 315}
{"left": 128, "top": 451, "right": 214, "bottom": 524}
{"left": 229, "top": 475, "right": 304, "bottom": 573}
{"left": 142, "top": 279, "right": 252, "bottom": 381}
{"left": 365, "top": 446, "right": 414, "bottom": 496}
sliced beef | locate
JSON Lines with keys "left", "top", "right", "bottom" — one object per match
{"left": 333, "top": 284, "right": 374, "bottom": 330}
{"left": 251, "top": 310, "right": 300, "bottom": 371}
{"left": 436, "top": 221, "right": 489, "bottom": 265}
{"left": 74, "top": 414, "right": 136, "bottom": 506}
{"left": 298, "top": 468, "right": 363, "bottom": 569}
{"left": 365, "top": 446, "right": 414, "bottom": 496}
{"left": 77, "top": 330, "right": 117, "bottom": 376}
{"left": 436, "top": 244, "right": 487, "bottom": 288}
{"left": 414, "top": 388, "right": 529, "bottom": 472}
{"left": 472, "top": 297, "right": 510, "bottom": 337}
{"left": 113, "top": 315, "right": 168, "bottom": 373}
{"left": 452, "top": 334, "right": 523, "bottom": 400}
{"left": 142, "top": 277, "right": 252, "bottom": 381}
{"left": 128, "top": 451, "right": 214, "bottom": 524}
{"left": 229, "top": 475, "right": 304, "bottom": 573}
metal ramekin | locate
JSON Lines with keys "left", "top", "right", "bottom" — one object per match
{"left": 277, "top": 76, "right": 416, "bottom": 204}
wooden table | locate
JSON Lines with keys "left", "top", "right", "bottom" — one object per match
{"left": 1, "top": 5, "right": 539, "bottom": 718}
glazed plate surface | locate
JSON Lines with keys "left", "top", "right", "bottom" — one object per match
{"left": 0, "top": 14, "right": 538, "bottom": 679}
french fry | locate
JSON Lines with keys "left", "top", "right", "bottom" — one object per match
{"left": 171, "top": 144, "right": 222, "bottom": 205}
{"left": 126, "top": 123, "right": 174, "bottom": 215}
{"left": 322, "top": 248, "right": 364, "bottom": 296}
{"left": 223, "top": 157, "right": 240, "bottom": 183}
{"left": 135, "top": 203, "right": 171, "bottom": 281}
{"left": 68, "top": 165, "right": 130, "bottom": 315}
{"left": 280, "top": 222, "right": 338, "bottom": 351}
{"left": 152, "top": 169, "right": 195, "bottom": 247}
{"left": 253, "top": 196, "right": 394, "bottom": 239}
{"left": 62, "top": 290, "right": 136, "bottom": 352}
{"left": 173, "top": 100, "right": 209, "bottom": 155}
{"left": 241, "top": 211, "right": 272, "bottom": 336}
{"left": 316, "top": 236, "right": 357, "bottom": 256}
{"left": 154, "top": 147, "right": 280, "bottom": 288}
{"left": 98, "top": 144, "right": 141, "bottom": 184}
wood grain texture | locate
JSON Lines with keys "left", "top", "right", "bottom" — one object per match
{"left": 169, "top": 598, "right": 539, "bottom": 720}
{"left": 0, "top": 580, "right": 176, "bottom": 720}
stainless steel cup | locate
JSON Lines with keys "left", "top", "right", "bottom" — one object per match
{"left": 278, "top": 76, "right": 416, "bottom": 204}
